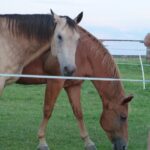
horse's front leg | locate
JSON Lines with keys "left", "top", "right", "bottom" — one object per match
{"left": 37, "top": 79, "right": 64, "bottom": 150}
{"left": 65, "top": 84, "right": 97, "bottom": 150}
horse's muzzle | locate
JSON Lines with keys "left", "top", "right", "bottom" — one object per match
{"left": 112, "top": 138, "right": 128, "bottom": 150}
{"left": 63, "top": 65, "right": 76, "bottom": 76}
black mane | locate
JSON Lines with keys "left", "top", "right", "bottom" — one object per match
{"left": 0, "top": 14, "right": 77, "bottom": 42}
{"left": 0, "top": 14, "right": 56, "bottom": 42}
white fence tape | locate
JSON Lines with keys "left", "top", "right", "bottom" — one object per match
{"left": 139, "top": 55, "right": 146, "bottom": 89}
{"left": 0, "top": 73, "right": 150, "bottom": 83}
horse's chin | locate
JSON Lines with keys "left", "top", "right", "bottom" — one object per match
{"left": 113, "top": 144, "right": 127, "bottom": 150}
{"left": 113, "top": 145, "right": 127, "bottom": 150}
{"left": 112, "top": 138, "right": 128, "bottom": 150}
{"left": 63, "top": 71, "right": 75, "bottom": 77}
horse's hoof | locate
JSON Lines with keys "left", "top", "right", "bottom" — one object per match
{"left": 85, "top": 144, "right": 97, "bottom": 150}
{"left": 37, "top": 145, "right": 50, "bottom": 150}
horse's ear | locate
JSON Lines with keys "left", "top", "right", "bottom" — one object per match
{"left": 50, "top": 9, "right": 54, "bottom": 16}
{"left": 50, "top": 9, "right": 60, "bottom": 23}
{"left": 121, "top": 95, "right": 134, "bottom": 105}
{"left": 74, "top": 12, "right": 83, "bottom": 24}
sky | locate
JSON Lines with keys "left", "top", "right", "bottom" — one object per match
{"left": 0, "top": 0, "right": 150, "bottom": 40}
{"left": 0, "top": 0, "right": 150, "bottom": 55}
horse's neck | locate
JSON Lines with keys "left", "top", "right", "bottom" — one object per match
{"left": 92, "top": 80, "right": 125, "bottom": 107}
{"left": 0, "top": 15, "right": 52, "bottom": 65}
{"left": 0, "top": 33, "right": 49, "bottom": 71}
{"left": 91, "top": 54, "right": 125, "bottom": 106}
{"left": 23, "top": 42, "right": 50, "bottom": 67}
{"left": 80, "top": 30, "right": 125, "bottom": 105}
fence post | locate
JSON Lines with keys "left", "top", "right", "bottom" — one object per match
{"left": 146, "top": 47, "right": 150, "bottom": 63}
{"left": 144, "top": 33, "right": 150, "bottom": 63}
{"left": 148, "top": 131, "right": 150, "bottom": 150}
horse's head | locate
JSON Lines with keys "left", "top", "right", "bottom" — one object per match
{"left": 100, "top": 95, "right": 133, "bottom": 150}
{"left": 50, "top": 10, "right": 83, "bottom": 76}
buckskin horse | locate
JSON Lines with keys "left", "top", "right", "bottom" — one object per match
{"left": 0, "top": 10, "right": 83, "bottom": 95}
{"left": 17, "top": 26, "right": 133, "bottom": 150}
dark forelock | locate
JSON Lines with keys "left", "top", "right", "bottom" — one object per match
{"left": 60, "top": 16, "right": 76, "bottom": 29}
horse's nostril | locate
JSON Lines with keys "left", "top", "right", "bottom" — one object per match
{"left": 64, "top": 66, "right": 70, "bottom": 74}
{"left": 64, "top": 66, "right": 68, "bottom": 72}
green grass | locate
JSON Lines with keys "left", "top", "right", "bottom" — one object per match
{"left": 0, "top": 60, "right": 150, "bottom": 150}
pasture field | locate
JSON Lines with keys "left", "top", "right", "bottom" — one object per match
{"left": 0, "top": 58, "right": 150, "bottom": 150}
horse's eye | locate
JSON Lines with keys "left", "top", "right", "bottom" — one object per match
{"left": 120, "top": 114, "right": 127, "bottom": 122}
{"left": 57, "top": 34, "right": 62, "bottom": 41}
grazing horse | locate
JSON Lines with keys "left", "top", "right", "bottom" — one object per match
{"left": 18, "top": 26, "right": 133, "bottom": 150}
{"left": 0, "top": 10, "right": 83, "bottom": 95}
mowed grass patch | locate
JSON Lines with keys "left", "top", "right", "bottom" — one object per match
{"left": 0, "top": 62, "right": 150, "bottom": 150}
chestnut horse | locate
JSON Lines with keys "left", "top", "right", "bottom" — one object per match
{"left": 0, "top": 10, "right": 83, "bottom": 95}
{"left": 18, "top": 26, "right": 133, "bottom": 150}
